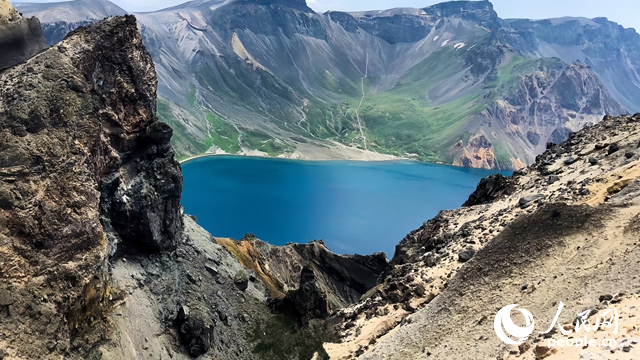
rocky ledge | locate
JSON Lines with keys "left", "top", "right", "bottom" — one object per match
{"left": 0, "top": 13, "right": 183, "bottom": 359}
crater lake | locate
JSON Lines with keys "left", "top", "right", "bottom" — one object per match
{"left": 181, "top": 156, "right": 505, "bottom": 257}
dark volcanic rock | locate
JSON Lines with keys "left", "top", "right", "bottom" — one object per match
{"left": 463, "top": 174, "right": 515, "bottom": 207}
{"left": 0, "top": 3, "right": 48, "bottom": 71}
{"left": 84, "top": 17, "right": 184, "bottom": 255}
{"left": 608, "top": 143, "right": 620, "bottom": 155}
{"left": 178, "top": 312, "right": 213, "bottom": 357}
{"left": 274, "top": 266, "right": 331, "bottom": 321}
{"left": 458, "top": 247, "right": 476, "bottom": 263}
{"left": 519, "top": 194, "right": 546, "bottom": 208}
{"left": 239, "top": 239, "right": 388, "bottom": 317}
{"left": 0, "top": 15, "right": 183, "bottom": 358}
{"left": 599, "top": 294, "right": 614, "bottom": 302}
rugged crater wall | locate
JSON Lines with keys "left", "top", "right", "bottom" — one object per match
{"left": 0, "top": 15, "right": 183, "bottom": 358}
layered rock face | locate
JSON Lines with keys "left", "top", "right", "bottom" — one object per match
{"left": 0, "top": 14, "right": 182, "bottom": 358}
{"left": 215, "top": 238, "right": 387, "bottom": 320}
{"left": 0, "top": 0, "right": 48, "bottom": 71}
{"left": 450, "top": 60, "right": 626, "bottom": 169}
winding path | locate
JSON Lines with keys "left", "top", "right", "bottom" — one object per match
{"left": 354, "top": 53, "right": 369, "bottom": 151}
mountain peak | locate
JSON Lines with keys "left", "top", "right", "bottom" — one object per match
{"left": 424, "top": 0, "right": 498, "bottom": 28}
{"left": 13, "top": 0, "right": 127, "bottom": 23}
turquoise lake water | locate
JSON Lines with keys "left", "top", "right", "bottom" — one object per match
{"left": 181, "top": 156, "right": 505, "bottom": 257}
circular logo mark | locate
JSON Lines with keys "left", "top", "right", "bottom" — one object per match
{"left": 494, "top": 304, "right": 535, "bottom": 345}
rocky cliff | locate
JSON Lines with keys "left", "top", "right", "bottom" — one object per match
{"left": 17, "top": 0, "right": 634, "bottom": 169}
{"left": 0, "top": 13, "right": 385, "bottom": 360}
{"left": 214, "top": 238, "right": 387, "bottom": 320}
{"left": 0, "top": 13, "right": 183, "bottom": 358}
{"left": 324, "top": 113, "right": 640, "bottom": 359}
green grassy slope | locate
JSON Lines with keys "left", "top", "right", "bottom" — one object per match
{"left": 159, "top": 46, "right": 573, "bottom": 168}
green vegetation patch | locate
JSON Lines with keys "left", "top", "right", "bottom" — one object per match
{"left": 157, "top": 97, "right": 208, "bottom": 160}
{"left": 240, "top": 128, "right": 294, "bottom": 156}
{"left": 358, "top": 90, "right": 487, "bottom": 162}
{"left": 205, "top": 111, "right": 240, "bottom": 154}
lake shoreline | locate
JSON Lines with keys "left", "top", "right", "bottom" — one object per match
{"left": 179, "top": 152, "right": 415, "bottom": 165}
{"left": 177, "top": 153, "right": 512, "bottom": 175}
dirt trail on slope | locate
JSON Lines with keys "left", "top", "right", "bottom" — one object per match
{"left": 354, "top": 53, "right": 369, "bottom": 152}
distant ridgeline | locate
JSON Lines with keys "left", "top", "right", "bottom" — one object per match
{"left": 17, "top": 0, "right": 639, "bottom": 169}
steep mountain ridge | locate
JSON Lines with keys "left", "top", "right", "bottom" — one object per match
{"left": 13, "top": 0, "right": 127, "bottom": 45}
{"left": 16, "top": 0, "right": 634, "bottom": 169}
{"left": 502, "top": 16, "right": 640, "bottom": 113}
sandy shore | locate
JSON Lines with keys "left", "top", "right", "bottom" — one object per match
{"left": 179, "top": 144, "right": 405, "bottom": 164}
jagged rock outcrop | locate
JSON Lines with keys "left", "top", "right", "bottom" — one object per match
{"left": 462, "top": 173, "right": 515, "bottom": 207}
{"left": 216, "top": 238, "right": 388, "bottom": 319}
{"left": 0, "top": 0, "right": 48, "bottom": 71}
{"left": 0, "top": 14, "right": 183, "bottom": 359}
